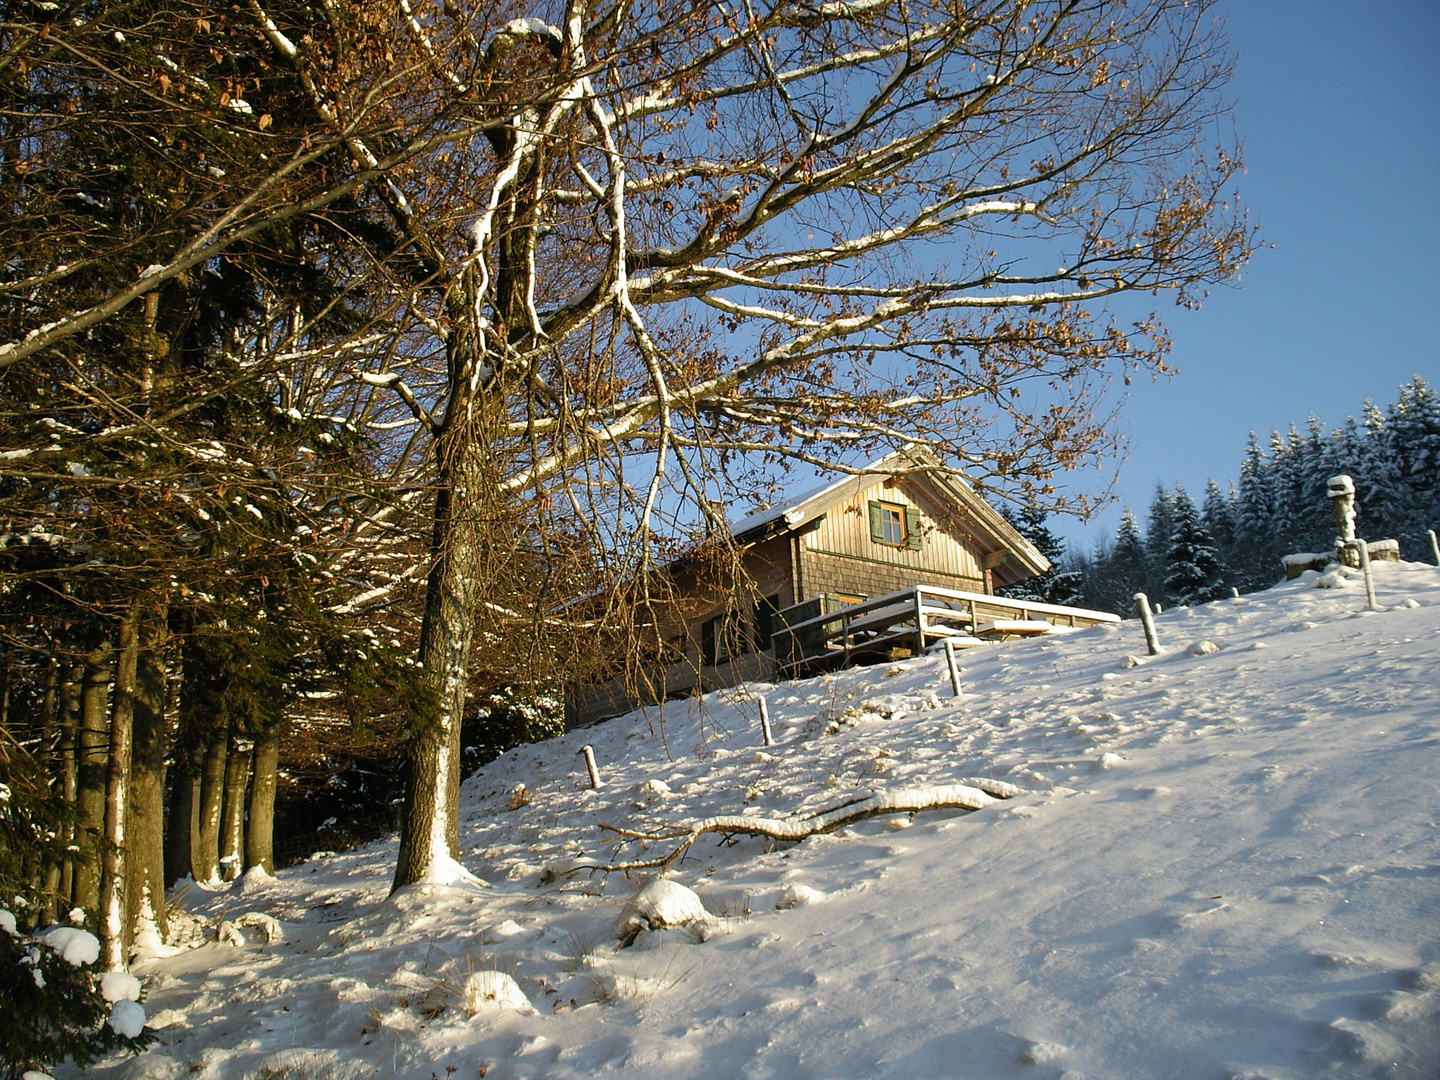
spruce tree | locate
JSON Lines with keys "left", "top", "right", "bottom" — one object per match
{"left": 1145, "top": 484, "right": 1177, "bottom": 602}
{"left": 1164, "top": 486, "right": 1224, "bottom": 605}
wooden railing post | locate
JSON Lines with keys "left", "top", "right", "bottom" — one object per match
{"left": 913, "top": 588, "right": 927, "bottom": 655}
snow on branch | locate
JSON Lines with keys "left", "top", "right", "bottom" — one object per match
{"left": 595, "top": 780, "right": 1020, "bottom": 871}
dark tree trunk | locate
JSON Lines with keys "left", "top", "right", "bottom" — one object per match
{"left": 99, "top": 606, "right": 139, "bottom": 970}
{"left": 72, "top": 643, "right": 112, "bottom": 919}
{"left": 57, "top": 663, "right": 80, "bottom": 918}
{"left": 194, "top": 731, "right": 228, "bottom": 884}
{"left": 39, "top": 657, "right": 61, "bottom": 922}
{"left": 219, "top": 737, "right": 251, "bottom": 881}
{"left": 165, "top": 750, "right": 197, "bottom": 889}
{"left": 245, "top": 732, "right": 280, "bottom": 875}
{"left": 126, "top": 609, "right": 169, "bottom": 947}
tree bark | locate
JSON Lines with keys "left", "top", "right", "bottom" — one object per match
{"left": 126, "top": 609, "right": 169, "bottom": 948}
{"left": 57, "top": 663, "right": 80, "bottom": 918}
{"left": 72, "top": 643, "right": 112, "bottom": 919}
{"left": 165, "top": 744, "right": 197, "bottom": 888}
{"left": 245, "top": 731, "right": 280, "bottom": 875}
{"left": 193, "top": 731, "right": 228, "bottom": 884}
{"left": 39, "top": 657, "right": 62, "bottom": 922}
{"left": 99, "top": 605, "right": 139, "bottom": 970}
{"left": 219, "top": 737, "right": 252, "bottom": 881}
{"left": 392, "top": 418, "right": 483, "bottom": 890}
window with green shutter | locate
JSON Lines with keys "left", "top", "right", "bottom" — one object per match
{"left": 869, "top": 499, "right": 919, "bottom": 548}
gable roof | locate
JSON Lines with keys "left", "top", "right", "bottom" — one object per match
{"left": 728, "top": 447, "right": 1050, "bottom": 580}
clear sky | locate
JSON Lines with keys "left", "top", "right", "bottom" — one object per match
{"left": 1055, "top": 0, "right": 1440, "bottom": 551}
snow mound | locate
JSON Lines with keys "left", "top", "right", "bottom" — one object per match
{"left": 36, "top": 926, "right": 99, "bottom": 967}
{"left": 621, "top": 879, "right": 709, "bottom": 944}
{"left": 459, "top": 969, "right": 532, "bottom": 1014}
{"left": 1188, "top": 639, "right": 1219, "bottom": 655}
{"left": 0, "top": 909, "right": 16, "bottom": 936}
{"left": 775, "top": 884, "right": 826, "bottom": 908}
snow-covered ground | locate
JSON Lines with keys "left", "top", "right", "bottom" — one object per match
{"left": 107, "top": 562, "right": 1440, "bottom": 1080}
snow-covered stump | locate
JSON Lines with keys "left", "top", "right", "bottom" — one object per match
{"left": 943, "top": 639, "right": 962, "bottom": 698}
{"left": 581, "top": 744, "right": 602, "bottom": 789}
{"left": 758, "top": 697, "right": 774, "bottom": 748}
{"left": 1134, "top": 593, "right": 1162, "bottom": 655}
{"left": 1429, "top": 528, "right": 1440, "bottom": 567}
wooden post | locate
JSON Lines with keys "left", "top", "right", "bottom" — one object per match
{"left": 758, "top": 697, "right": 774, "bottom": 747}
{"left": 1134, "top": 592, "right": 1161, "bottom": 656}
{"left": 943, "top": 639, "right": 962, "bottom": 698}
{"left": 1356, "top": 540, "right": 1378, "bottom": 612}
{"left": 1429, "top": 529, "right": 1440, "bottom": 566}
{"left": 580, "top": 745, "right": 602, "bottom": 789}
{"left": 1231, "top": 587, "right": 1240, "bottom": 599}
{"left": 913, "top": 588, "right": 927, "bottom": 655}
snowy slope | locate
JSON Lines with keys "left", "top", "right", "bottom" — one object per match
{"left": 106, "top": 562, "right": 1440, "bottom": 1080}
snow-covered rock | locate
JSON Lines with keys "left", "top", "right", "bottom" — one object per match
{"left": 627, "top": 879, "right": 707, "bottom": 930}
{"left": 459, "top": 969, "right": 532, "bottom": 1014}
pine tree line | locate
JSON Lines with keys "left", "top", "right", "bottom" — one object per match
{"left": 1069, "top": 375, "right": 1440, "bottom": 613}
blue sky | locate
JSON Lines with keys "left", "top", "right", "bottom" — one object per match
{"left": 1055, "top": 0, "right": 1440, "bottom": 551}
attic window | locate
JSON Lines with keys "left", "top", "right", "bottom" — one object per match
{"left": 868, "top": 500, "right": 923, "bottom": 550}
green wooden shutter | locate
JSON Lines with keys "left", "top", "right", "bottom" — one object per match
{"left": 905, "top": 505, "right": 923, "bottom": 549}
{"left": 868, "top": 500, "right": 884, "bottom": 542}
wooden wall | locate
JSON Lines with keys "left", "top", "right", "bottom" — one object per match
{"left": 798, "top": 477, "right": 987, "bottom": 599}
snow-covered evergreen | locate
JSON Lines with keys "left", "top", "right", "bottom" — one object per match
{"left": 1163, "top": 487, "right": 1224, "bottom": 605}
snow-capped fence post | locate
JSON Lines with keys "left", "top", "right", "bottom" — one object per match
{"left": 1356, "top": 540, "right": 1378, "bottom": 612}
{"left": 1133, "top": 593, "right": 1161, "bottom": 655}
{"left": 1429, "top": 528, "right": 1440, "bottom": 566}
{"left": 580, "top": 745, "right": 602, "bottom": 789}
{"left": 758, "top": 697, "right": 774, "bottom": 747}
{"left": 942, "top": 639, "right": 962, "bottom": 698}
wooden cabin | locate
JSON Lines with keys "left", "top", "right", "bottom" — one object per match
{"left": 567, "top": 448, "right": 1119, "bottom": 726}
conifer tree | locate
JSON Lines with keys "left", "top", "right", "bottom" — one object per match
{"left": 1164, "top": 487, "right": 1224, "bottom": 606}
{"left": 1145, "top": 484, "right": 1177, "bottom": 602}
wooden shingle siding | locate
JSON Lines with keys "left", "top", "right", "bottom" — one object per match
{"left": 800, "top": 479, "right": 988, "bottom": 596}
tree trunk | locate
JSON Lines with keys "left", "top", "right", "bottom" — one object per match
{"left": 193, "top": 731, "right": 228, "bottom": 884}
{"left": 392, "top": 417, "right": 483, "bottom": 890}
{"left": 126, "top": 610, "right": 169, "bottom": 949}
{"left": 219, "top": 737, "right": 251, "bottom": 881}
{"left": 57, "top": 663, "right": 80, "bottom": 919}
{"left": 39, "top": 657, "right": 62, "bottom": 923}
{"left": 245, "top": 732, "right": 280, "bottom": 875}
{"left": 165, "top": 748, "right": 197, "bottom": 889}
{"left": 99, "top": 606, "right": 139, "bottom": 970}
{"left": 72, "top": 643, "right": 112, "bottom": 920}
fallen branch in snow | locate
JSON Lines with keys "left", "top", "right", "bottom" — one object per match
{"left": 594, "top": 779, "right": 1021, "bottom": 871}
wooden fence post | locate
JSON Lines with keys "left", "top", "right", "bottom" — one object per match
{"left": 1429, "top": 529, "right": 1440, "bottom": 567}
{"left": 758, "top": 697, "right": 774, "bottom": 748}
{"left": 1134, "top": 592, "right": 1162, "bottom": 656}
{"left": 1356, "top": 540, "right": 1378, "bottom": 612}
{"left": 580, "top": 745, "right": 602, "bottom": 789}
{"left": 943, "top": 639, "right": 962, "bottom": 698}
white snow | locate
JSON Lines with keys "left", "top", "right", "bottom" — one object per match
{"left": 75, "top": 560, "right": 1440, "bottom": 1080}
{"left": 627, "top": 879, "right": 708, "bottom": 930}
{"left": 36, "top": 926, "right": 99, "bottom": 967}
{"left": 0, "top": 909, "right": 15, "bottom": 936}
{"left": 99, "top": 970, "right": 141, "bottom": 1003}
{"left": 107, "top": 999, "right": 146, "bottom": 1038}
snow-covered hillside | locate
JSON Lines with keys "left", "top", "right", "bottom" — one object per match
{"left": 107, "top": 562, "right": 1440, "bottom": 1080}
